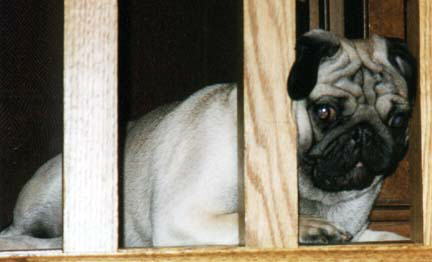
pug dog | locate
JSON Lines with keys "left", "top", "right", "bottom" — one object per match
{"left": 290, "top": 30, "right": 416, "bottom": 243}
{"left": 0, "top": 30, "right": 416, "bottom": 249}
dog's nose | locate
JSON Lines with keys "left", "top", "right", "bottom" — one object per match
{"left": 352, "top": 124, "right": 374, "bottom": 144}
{"left": 352, "top": 128, "right": 361, "bottom": 142}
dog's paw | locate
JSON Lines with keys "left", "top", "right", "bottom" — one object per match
{"left": 299, "top": 215, "right": 352, "bottom": 244}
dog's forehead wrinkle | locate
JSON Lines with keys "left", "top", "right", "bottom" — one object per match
{"left": 309, "top": 84, "right": 356, "bottom": 101}
{"left": 353, "top": 40, "right": 383, "bottom": 73}
{"left": 352, "top": 69, "right": 364, "bottom": 85}
{"left": 333, "top": 78, "right": 363, "bottom": 97}
{"left": 375, "top": 93, "right": 410, "bottom": 120}
{"left": 314, "top": 37, "right": 410, "bottom": 122}
{"left": 361, "top": 68, "right": 378, "bottom": 106}
{"left": 317, "top": 44, "right": 362, "bottom": 85}
{"left": 352, "top": 105, "right": 381, "bottom": 121}
{"left": 317, "top": 39, "right": 389, "bottom": 102}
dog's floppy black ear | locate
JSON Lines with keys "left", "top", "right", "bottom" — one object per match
{"left": 385, "top": 37, "right": 417, "bottom": 105}
{"left": 288, "top": 30, "right": 340, "bottom": 100}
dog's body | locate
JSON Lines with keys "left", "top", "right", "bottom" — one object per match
{"left": 0, "top": 84, "right": 239, "bottom": 249}
{"left": 0, "top": 30, "right": 416, "bottom": 249}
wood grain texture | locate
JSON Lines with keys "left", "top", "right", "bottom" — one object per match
{"left": 329, "top": 0, "right": 344, "bottom": 36}
{"left": 63, "top": 0, "right": 118, "bottom": 253}
{"left": 309, "top": 0, "right": 319, "bottom": 30}
{"left": 405, "top": 0, "right": 426, "bottom": 245}
{"left": 406, "top": 0, "right": 423, "bottom": 245}
{"left": 368, "top": 0, "right": 405, "bottom": 39}
{"left": 375, "top": 157, "right": 410, "bottom": 206}
{"left": 243, "top": 0, "right": 298, "bottom": 248}
{"left": 369, "top": 208, "right": 410, "bottom": 222}
{"left": 416, "top": 0, "right": 432, "bottom": 245}
{"left": 4, "top": 245, "right": 432, "bottom": 262}
{"left": 368, "top": 222, "right": 411, "bottom": 238}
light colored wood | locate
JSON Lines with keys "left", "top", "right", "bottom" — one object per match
{"left": 3, "top": 245, "right": 432, "bottom": 262}
{"left": 309, "top": 0, "right": 320, "bottom": 30}
{"left": 243, "top": 0, "right": 298, "bottom": 248}
{"left": 411, "top": 0, "right": 432, "bottom": 245}
{"left": 329, "top": 0, "right": 344, "bottom": 36}
{"left": 0, "top": 250, "right": 61, "bottom": 258}
{"left": 63, "top": 0, "right": 118, "bottom": 253}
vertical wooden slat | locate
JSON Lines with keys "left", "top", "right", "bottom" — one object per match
{"left": 309, "top": 0, "right": 320, "bottom": 30}
{"left": 63, "top": 0, "right": 118, "bottom": 253}
{"left": 417, "top": 0, "right": 432, "bottom": 245}
{"left": 243, "top": 0, "right": 298, "bottom": 248}
{"left": 406, "top": 0, "right": 422, "bottom": 244}
{"left": 328, "top": 0, "right": 344, "bottom": 36}
{"left": 407, "top": 0, "right": 432, "bottom": 245}
{"left": 405, "top": 0, "right": 420, "bottom": 244}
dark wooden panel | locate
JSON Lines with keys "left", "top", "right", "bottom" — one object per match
{"left": 309, "top": 0, "right": 320, "bottom": 30}
{"left": 329, "top": 0, "right": 344, "bottom": 36}
{"left": 368, "top": 221, "right": 411, "bottom": 238}
{"left": 406, "top": 0, "right": 423, "bottom": 245}
{"left": 368, "top": 0, "right": 405, "bottom": 38}
{"left": 370, "top": 208, "right": 410, "bottom": 222}
{"left": 375, "top": 157, "right": 410, "bottom": 206}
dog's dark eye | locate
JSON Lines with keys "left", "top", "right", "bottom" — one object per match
{"left": 313, "top": 104, "right": 337, "bottom": 123}
{"left": 389, "top": 112, "right": 408, "bottom": 128}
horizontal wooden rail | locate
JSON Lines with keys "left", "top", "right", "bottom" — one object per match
{"left": 1, "top": 245, "right": 432, "bottom": 262}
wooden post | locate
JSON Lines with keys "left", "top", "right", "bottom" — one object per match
{"left": 406, "top": 0, "right": 432, "bottom": 245}
{"left": 243, "top": 0, "right": 298, "bottom": 248}
{"left": 63, "top": 0, "right": 118, "bottom": 253}
{"left": 329, "top": 0, "right": 344, "bottom": 36}
{"left": 309, "top": 0, "right": 320, "bottom": 30}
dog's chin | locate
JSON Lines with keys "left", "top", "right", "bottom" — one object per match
{"left": 311, "top": 163, "right": 377, "bottom": 192}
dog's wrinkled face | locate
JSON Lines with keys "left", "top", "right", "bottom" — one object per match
{"left": 288, "top": 30, "right": 417, "bottom": 193}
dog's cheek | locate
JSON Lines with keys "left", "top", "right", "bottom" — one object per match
{"left": 392, "top": 128, "right": 409, "bottom": 162}
{"left": 294, "top": 101, "right": 314, "bottom": 154}
{"left": 375, "top": 128, "right": 409, "bottom": 177}
{"left": 389, "top": 124, "right": 408, "bottom": 146}
{"left": 361, "top": 133, "right": 393, "bottom": 173}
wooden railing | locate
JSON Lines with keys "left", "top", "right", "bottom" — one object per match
{"left": 1, "top": 0, "right": 431, "bottom": 261}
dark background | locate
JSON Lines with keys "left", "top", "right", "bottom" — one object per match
{"left": 0, "top": 0, "right": 241, "bottom": 229}
{"left": 0, "top": 1, "right": 63, "bottom": 228}
{"left": 119, "top": 0, "right": 242, "bottom": 122}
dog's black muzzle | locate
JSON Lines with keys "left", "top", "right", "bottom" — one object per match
{"left": 304, "top": 123, "right": 397, "bottom": 192}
